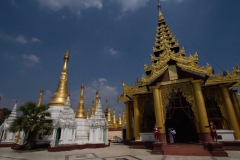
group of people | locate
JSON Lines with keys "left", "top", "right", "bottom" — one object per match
{"left": 153, "top": 124, "right": 176, "bottom": 144}
{"left": 153, "top": 121, "right": 218, "bottom": 144}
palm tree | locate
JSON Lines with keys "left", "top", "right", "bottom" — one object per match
{"left": 9, "top": 102, "right": 52, "bottom": 150}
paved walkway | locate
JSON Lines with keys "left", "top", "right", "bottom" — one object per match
{"left": 0, "top": 143, "right": 240, "bottom": 160}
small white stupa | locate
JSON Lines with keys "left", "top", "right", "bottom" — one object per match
{"left": 0, "top": 102, "right": 17, "bottom": 144}
{"left": 87, "top": 99, "right": 109, "bottom": 145}
{"left": 51, "top": 96, "right": 77, "bottom": 147}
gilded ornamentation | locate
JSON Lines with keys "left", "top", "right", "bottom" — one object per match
{"left": 206, "top": 65, "right": 240, "bottom": 86}
{"left": 142, "top": 64, "right": 168, "bottom": 83}
{"left": 117, "top": 95, "right": 130, "bottom": 102}
{"left": 202, "top": 87, "right": 228, "bottom": 120}
{"left": 238, "top": 93, "right": 240, "bottom": 106}
{"left": 160, "top": 82, "right": 199, "bottom": 123}
{"left": 138, "top": 94, "right": 154, "bottom": 126}
{"left": 123, "top": 82, "right": 148, "bottom": 95}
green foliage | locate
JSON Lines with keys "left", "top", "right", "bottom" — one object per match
{"left": 9, "top": 102, "right": 53, "bottom": 150}
{"left": 0, "top": 108, "right": 11, "bottom": 125}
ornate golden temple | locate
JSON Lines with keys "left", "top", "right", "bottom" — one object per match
{"left": 118, "top": 2, "right": 240, "bottom": 143}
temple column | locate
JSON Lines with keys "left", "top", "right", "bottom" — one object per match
{"left": 151, "top": 86, "right": 166, "bottom": 143}
{"left": 230, "top": 90, "right": 240, "bottom": 128}
{"left": 219, "top": 85, "right": 240, "bottom": 139}
{"left": 194, "top": 119, "right": 202, "bottom": 143}
{"left": 132, "top": 95, "right": 140, "bottom": 140}
{"left": 125, "top": 101, "right": 131, "bottom": 140}
{"left": 191, "top": 80, "right": 212, "bottom": 143}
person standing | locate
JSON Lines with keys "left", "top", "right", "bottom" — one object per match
{"left": 168, "top": 128, "right": 174, "bottom": 144}
{"left": 153, "top": 124, "right": 159, "bottom": 142}
{"left": 210, "top": 121, "right": 218, "bottom": 143}
{"left": 171, "top": 128, "right": 176, "bottom": 144}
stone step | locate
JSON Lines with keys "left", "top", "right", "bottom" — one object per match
{"left": 162, "top": 144, "right": 211, "bottom": 156}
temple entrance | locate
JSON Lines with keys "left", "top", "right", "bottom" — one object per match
{"left": 165, "top": 90, "right": 198, "bottom": 143}
{"left": 55, "top": 127, "right": 61, "bottom": 147}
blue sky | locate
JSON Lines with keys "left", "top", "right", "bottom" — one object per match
{"left": 0, "top": 0, "right": 240, "bottom": 113}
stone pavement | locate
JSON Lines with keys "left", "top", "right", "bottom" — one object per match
{"left": 0, "top": 143, "right": 240, "bottom": 160}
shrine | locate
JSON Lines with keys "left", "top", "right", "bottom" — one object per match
{"left": 118, "top": 2, "right": 240, "bottom": 149}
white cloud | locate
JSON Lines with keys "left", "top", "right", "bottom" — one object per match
{"left": 108, "top": 48, "right": 118, "bottom": 55}
{"left": 42, "top": 90, "right": 52, "bottom": 104}
{"left": 31, "top": 37, "right": 42, "bottom": 43}
{"left": 117, "top": 0, "right": 149, "bottom": 12}
{"left": 37, "top": 0, "right": 103, "bottom": 16}
{"left": 0, "top": 32, "right": 41, "bottom": 44}
{"left": 23, "top": 54, "right": 39, "bottom": 63}
{"left": 15, "top": 35, "right": 28, "bottom": 44}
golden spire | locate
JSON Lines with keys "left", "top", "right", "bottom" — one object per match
{"left": 112, "top": 109, "right": 117, "bottom": 128}
{"left": 37, "top": 87, "right": 44, "bottom": 107}
{"left": 86, "top": 108, "right": 90, "bottom": 119}
{"left": 105, "top": 100, "right": 112, "bottom": 123}
{"left": 94, "top": 90, "right": 100, "bottom": 115}
{"left": 118, "top": 111, "right": 122, "bottom": 127}
{"left": 49, "top": 49, "right": 69, "bottom": 106}
{"left": 122, "top": 110, "right": 126, "bottom": 124}
{"left": 91, "top": 99, "right": 95, "bottom": 116}
{"left": 75, "top": 83, "right": 85, "bottom": 118}
{"left": 157, "top": 1, "right": 164, "bottom": 23}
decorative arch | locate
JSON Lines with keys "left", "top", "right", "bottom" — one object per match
{"left": 202, "top": 87, "right": 228, "bottom": 120}
{"left": 160, "top": 82, "right": 199, "bottom": 123}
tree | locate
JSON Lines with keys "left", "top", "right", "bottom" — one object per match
{"left": 0, "top": 108, "right": 11, "bottom": 125}
{"left": 9, "top": 102, "right": 52, "bottom": 150}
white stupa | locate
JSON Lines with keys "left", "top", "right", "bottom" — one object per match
{"left": 87, "top": 99, "right": 109, "bottom": 145}
{"left": 0, "top": 102, "right": 17, "bottom": 144}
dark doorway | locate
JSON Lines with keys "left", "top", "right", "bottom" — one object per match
{"left": 165, "top": 90, "right": 198, "bottom": 143}
{"left": 55, "top": 127, "right": 61, "bottom": 147}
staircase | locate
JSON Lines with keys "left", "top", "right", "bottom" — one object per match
{"left": 163, "top": 144, "right": 211, "bottom": 156}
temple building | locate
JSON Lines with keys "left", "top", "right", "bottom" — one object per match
{"left": 118, "top": 2, "right": 240, "bottom": 144}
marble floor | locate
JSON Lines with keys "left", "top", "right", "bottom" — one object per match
{"left": 0, "top": 143, "right": 240, "bottom": 160}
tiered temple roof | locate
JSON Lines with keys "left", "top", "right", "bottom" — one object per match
{"left": 118, "top": 2, "right": 240, "bottom": 100}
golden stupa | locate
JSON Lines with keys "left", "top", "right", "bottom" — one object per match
{"left": 49, "top": 50, "right": 69, "bottom": 106}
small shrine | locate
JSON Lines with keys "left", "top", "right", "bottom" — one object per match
{"left": 88, "top": 99, "right": 109, "bottom": 145}
{"left": 51, "top": 96, "right": 77, "bottom": 147}
{"left": 0, "top": 102, "right": 17, "bottom": 146}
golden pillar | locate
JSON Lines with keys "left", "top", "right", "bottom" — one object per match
{"left": 194, "top": 119, "right": 202, "bottom": 143}
{"left": 230, "top": 90, "right": 240, "bottom": 128}
{"left": 151, "top": 86, "right": 166, "bottom": 143}
{"left": 191, "top": 80, "right": 212, "bottom": 143}
{"left": 125, "top": 101, "right": 131, "bottom": 140}
{"left": 132, "top": 95, "right": 140, "bottom": 140}
{"left": 219, "top": 85, "right": 240, "bottom": 139}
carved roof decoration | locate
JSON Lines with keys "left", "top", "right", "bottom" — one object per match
{"left": 118, "top": 94, "right": 130, "bottom": 102}
{"left": 206, "top": 65, "right": 240, "bottom": 86}
{"left": 118, "top": 2, "right": 240, "bottom": 101}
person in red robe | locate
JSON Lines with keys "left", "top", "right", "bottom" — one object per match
{"left": 153, "top": 124, "right": 159, "bottom": 142}
{"left": 210, "top": 121, "right": 218, "bottom": 143}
